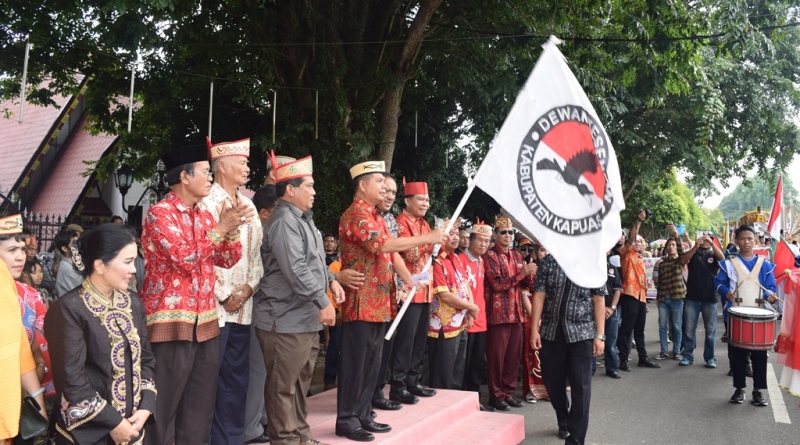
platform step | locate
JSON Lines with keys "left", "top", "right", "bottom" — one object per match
{"left": 306, "top": 389, "right": 525, "bottom": 445}
{"left": 423, "top": 410, "right": 525, "bottom": 445}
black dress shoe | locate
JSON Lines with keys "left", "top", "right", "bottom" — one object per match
{"left": 746, "top": 366, "right": 754, "bottom": 378}
{"left": 389, "top": 390, "right": 419, "bottom": 405}
{"left": 479, "top": 403, "right": 495, "bottom": 412}
{"left": 730, "top": 388, "right": 745, "bottom": 404}
{"left": 371, "top": 398, "right": 402, "bottom": 410}
{"left": 619, "top": 362, "right": 631, "bottom": 372}
{"left": 370, "top": 410, "right": 377, "bottom": 418}
{"left": 751, "top": 390, "right": 768, "bottom": 407}
{"left": 245, "top": 433, "right": 270, "bottom": 444}
{"left": 606, "top": 371, "right": 621, "bottom": 379}
{"left": 361, "top": 421, "right": 392, "bottom": 433}
{"left": 409, "top": 385, "right": 437, "bottom": 397}
{"left": 335, "top": 427, "right": 375, "bottom": 442}
{"left": 727, "top": 369, "right": 734, "bottom": 376}
{"left": 489, "top": 398, "right": 511, "bottom": 411}
{"left": 558, "top": 428, "right": 571, "bottom": 439}
{"left": 637, "top": 359, "right": 661, "bottom": 368}
{"left": 505, "top": 397, "right": 523, "bottom": 408}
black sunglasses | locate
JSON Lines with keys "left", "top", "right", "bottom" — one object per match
{"left": 497, "top": 229, "right": 513, "bottom": 235}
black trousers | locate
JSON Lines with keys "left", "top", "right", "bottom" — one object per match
{"left": 336, "top": 321, "right": 384, "bottom": 433}
{"left": 540, "top": 338, "right": 594, "bottom": 445}
{"left": 427, "top": 329, "right": 468, "bottom": 390}
{"left": 372, "top": 322, "right": 395, "bottom": 401}
{"left": 462, "top": 331, "right": 487, "bottom": 394}
{"left": 617, "top": 295, "right": 649, "bottom": 363}
{"left": 730, "top": 344, "right": 767, "bottom": 390}
{"left": 146, "top": 335, "right": 220, "bottom": 445}
{"left": 390, "top": 303, "right": 430, "bottom": 393}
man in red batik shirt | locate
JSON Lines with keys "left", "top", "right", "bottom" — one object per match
{"left": 389, "top": 179, "right": 437, "bottom": 404}
{"left": 483, "top": 217, "right": 536, "bottom": 412}
{"left": 335, "top": 162, "right": 446, "bottom": 442}
{"left": 141, "top": 143, "right": 252, "bottom": 445}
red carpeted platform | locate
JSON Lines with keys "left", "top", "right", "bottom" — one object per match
{"left": 306, "top": 389, "right": 525, "bottom": 445}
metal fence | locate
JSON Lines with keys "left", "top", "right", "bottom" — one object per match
{"left": 24, "top": 213, "right": 103, "bottom": 252}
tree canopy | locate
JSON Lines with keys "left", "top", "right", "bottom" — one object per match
{"left": 2, "top": 0, "right": 800, "bottom": 230}
{"left": 718, "top": 174, "right": 798, "bottom": 221}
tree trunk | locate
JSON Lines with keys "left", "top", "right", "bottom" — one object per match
{"left": 623, "top": 177, "right": 641, "bottom": 202}
{"left": 376, "top": 0, "right": 444, "bottom": 171}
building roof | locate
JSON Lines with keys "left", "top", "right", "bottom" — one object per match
{"left": 0, "top": 83, "right": 74, "bottom": 193}
{"left": 29, "top": 114, "right": 117, "bottom": 217}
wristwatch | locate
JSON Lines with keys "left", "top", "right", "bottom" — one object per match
{"left": 611, "top": 305, "right": 617, "bottom": 311}
{"left": 595, "top": 334, "right": 606, "bottom": 341}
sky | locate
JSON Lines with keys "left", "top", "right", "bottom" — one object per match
{"left": 690, "top": 154, "right": 800, "bottom": 209}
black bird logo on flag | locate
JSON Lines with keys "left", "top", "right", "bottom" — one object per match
{"left": 535, "top": 120, "right": 606, "bottom": 204}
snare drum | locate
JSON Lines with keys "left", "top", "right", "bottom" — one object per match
{"left": 727, "top": 307, "right": 777, "bottom": 350}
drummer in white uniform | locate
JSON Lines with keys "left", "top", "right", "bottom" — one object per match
{"left": 715, "top": 225, "right": 778, "bottom": 407}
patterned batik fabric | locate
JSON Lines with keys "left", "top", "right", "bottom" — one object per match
{"left": 17, "top": 282, "right": 54, "bottom": 396}
{"left": 430, "top": 251, "right": 472, "bottom": 338}
{"left": 200, "top": 183, "right": 264, "bottom": 326}
{"left": 338, "top": 198, "right": 394, "bottom": 323}
{"left": 483, "top": 244, "right": 529, "bottom": 326}
{"left": 395, "top": 210, "right": 433, "bottom": 303}
{"left": 141, "top": 191, "right": 242, "bottom": 342}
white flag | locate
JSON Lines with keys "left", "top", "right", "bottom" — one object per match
{"left": 473, "top": 36, "right": 625, "bottom": 288}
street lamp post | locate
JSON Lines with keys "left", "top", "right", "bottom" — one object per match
{"left": 115, "top": 160, "right": 169, "bottom": 216}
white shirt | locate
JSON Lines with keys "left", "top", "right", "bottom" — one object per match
{"left": 200, "top": 182, "right": 264, "bottom": 326}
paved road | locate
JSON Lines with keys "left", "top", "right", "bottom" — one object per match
{"left": 502, "top": 301, "right": 800, "bottom": 445}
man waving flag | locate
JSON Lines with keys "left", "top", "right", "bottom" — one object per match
{"left": 472, "top": 36, "right": 625, "bottom": 288}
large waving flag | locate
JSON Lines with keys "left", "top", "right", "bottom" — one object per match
{"left": 472, "top": 36, "right": 625, "bottom": 288}
{"left": 768, "top": 175, "right": 783, "bottom": 240}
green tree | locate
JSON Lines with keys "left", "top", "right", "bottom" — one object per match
{"left": 718, "top": 174, "right": 798, "bottom": 221}
{"left": 2, "top": 0, "right": 800, "bottom": 231}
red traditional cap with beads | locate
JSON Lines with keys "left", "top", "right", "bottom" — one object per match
{"left": 0, "top": 214, "right": 23, "bottom": 235}
{"left": 472, "top": 218, "right": 492, "bottom": 238}
{"left": 403, "top": 177, "right": 428, "bottom": 196}
{"left": 269, "top": 151, "right": 313, "bottom": 183}
{"left": 206, "top": 137, "right": 250, "bottom": 160}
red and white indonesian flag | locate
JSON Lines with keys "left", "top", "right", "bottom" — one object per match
{"left": 473, "top": 36, "right": 625, "bottom": 288}
{"left": 768, "top": 175, "right": 783, "bottom": 241}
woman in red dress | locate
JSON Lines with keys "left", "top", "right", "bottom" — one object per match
{"left": 520, "top": 241, "right": 550, "bottom": 402}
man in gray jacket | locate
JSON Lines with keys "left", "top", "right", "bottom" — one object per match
{"left": 255, "top": 154, "right": 345, "bottom": 445}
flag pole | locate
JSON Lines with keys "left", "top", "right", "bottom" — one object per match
{"left": 384, "top": 174, "right": 479, "bottom": 340}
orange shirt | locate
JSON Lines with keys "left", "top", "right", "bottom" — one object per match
{"left": 327, "top": 260, "right": 342, "bottom": 310}
{"left": 621, "top": 249, "right": 647, "bottom": 302}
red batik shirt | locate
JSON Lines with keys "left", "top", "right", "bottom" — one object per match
{"left": 338, "top": 198, "right": 395, "bottom": 323}
{"left": 483, "top": 244, "right": 530, "bottom": 325}
{"left": 141, "top": 192, "right": 242, "bottom": 343}
{"left": 430, "top": 251, "right": 472, "bottom": 338}
{"left": 395, "top": 210, "right": 433, "bottom": 303}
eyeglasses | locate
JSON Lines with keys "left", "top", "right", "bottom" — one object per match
{"left": 497, "top": 229, "right": 513, "bottom": 235}
{"left": 189, "top": 170, "right": 214, "bottom": 179}
{"left": 518, "top": 246, "right": 533, "bottom": 251}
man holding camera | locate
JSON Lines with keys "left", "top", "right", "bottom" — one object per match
{"left": 617, "top": 210, "right": 661, "bottom": 371}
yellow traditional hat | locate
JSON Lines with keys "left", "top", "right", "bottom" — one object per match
{"left": 472, "top": 218, "right": 492, "bottom": 238}
{"left": 269, "top": 151, "right": 312, "bottom": 183}
{"left": 206, "top": 137, "right": 250, "bottom": 160}
{"left": 349, "top": 161, "right": 386, "bottom": 180}
{"left": 0, "top": 214, "right": 23, "bottom": 235}
{"left": 494, "top": 216, "right": 512, "bottom": 229}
